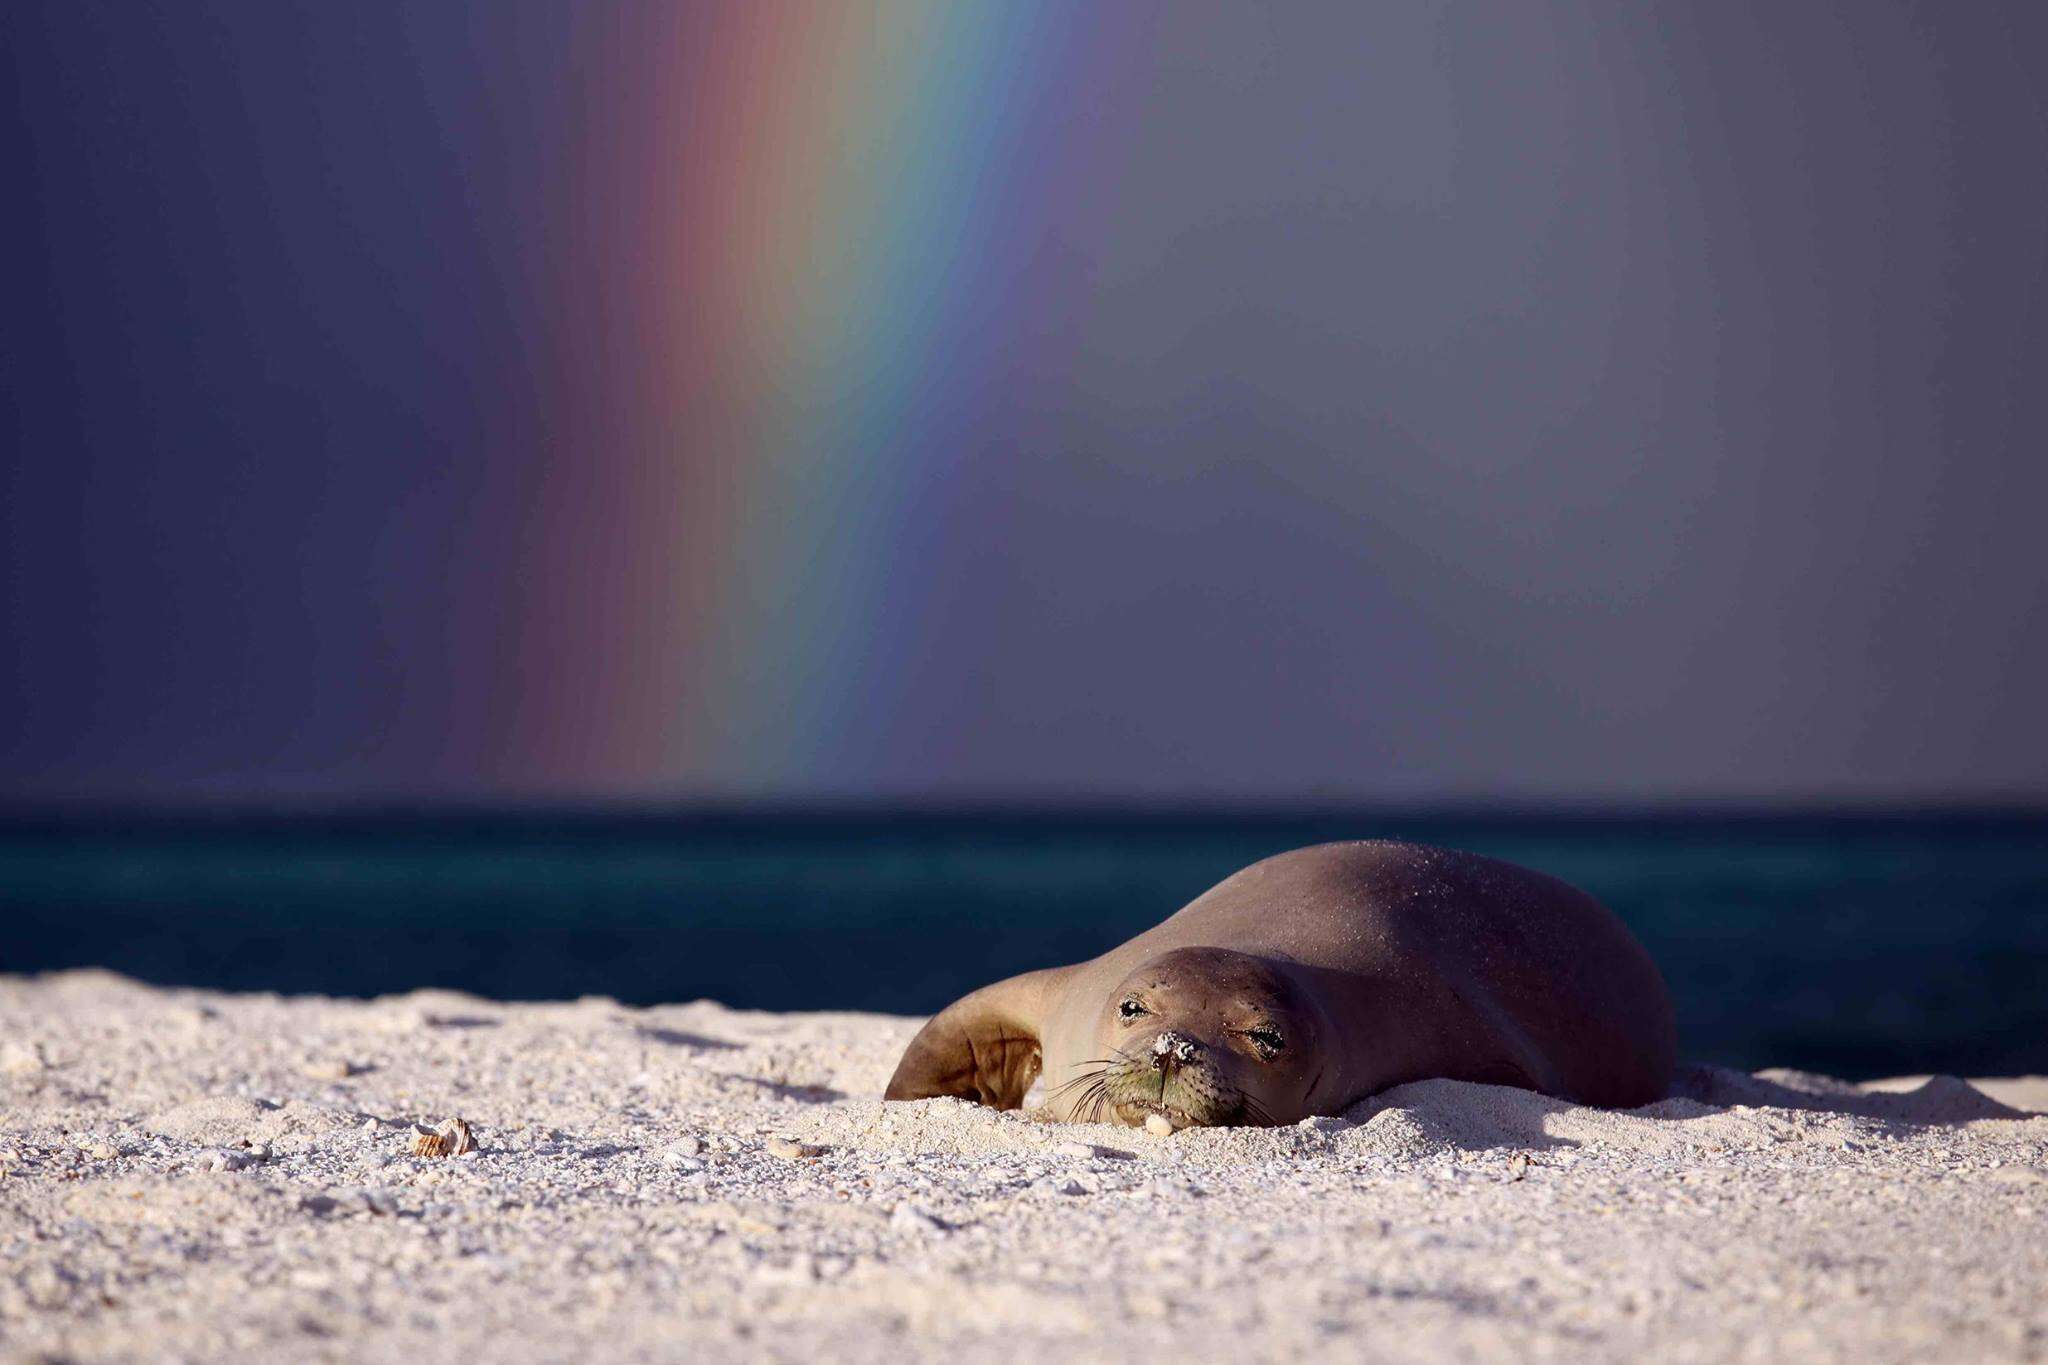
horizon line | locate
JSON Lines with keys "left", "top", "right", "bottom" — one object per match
{"left": 1, "top": 793, "right": 2044, "bottom": 827}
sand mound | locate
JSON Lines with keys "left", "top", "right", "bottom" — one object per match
{"left": 1675, "top": 1063, "right": 2032, "bottom": 1121}
{"left": 142, "top": 1095, "right": 356, "bottom": 1147}
{"left": 1349, "top": 1079, "right": 1578, "bottom": 1151}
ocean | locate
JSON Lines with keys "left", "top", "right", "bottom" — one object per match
{"left": 2, "top": 809, "right": 2043, "bottom": 1079}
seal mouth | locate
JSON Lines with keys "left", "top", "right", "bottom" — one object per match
{"left": 1112, "top": 1097, "right": 1235, "bottom": 1129}
{"left": 1048, "top": 1043, "right": 1272, "bottom": 1129}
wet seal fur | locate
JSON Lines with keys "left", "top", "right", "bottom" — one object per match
{"left": 885, "top": 841, "right": 1676, "bottom": 1127}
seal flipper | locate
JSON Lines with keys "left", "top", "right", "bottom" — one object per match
{"left": 884, "top": 967, "right": 1069, "bottom": 1109}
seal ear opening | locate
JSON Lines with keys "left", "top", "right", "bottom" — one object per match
{"left": 884, "top": 967, "right": 1064, "bottom": 1110}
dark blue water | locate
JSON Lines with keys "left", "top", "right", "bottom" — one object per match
{"left": 2, "top": 809, "right": 2043, "bottom": 1078}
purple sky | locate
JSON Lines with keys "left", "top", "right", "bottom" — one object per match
{"left": 5, "top": 2, "right": 2046, "bottom": 804}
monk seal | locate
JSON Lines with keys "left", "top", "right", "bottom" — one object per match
{"left": 885, "top": 841, "right": 1675, "bottom": 1126}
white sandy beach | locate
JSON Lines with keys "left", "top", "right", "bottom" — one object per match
{"left": 1, "top": 970, "right": 2042, "bottom": 1363}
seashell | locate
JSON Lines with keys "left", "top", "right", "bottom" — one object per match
{"left": 409, "top": 1117, "right": 476, "bottom": 1158}
{"left": 764, "top": 1137, "right": 822, "bottom": 1160}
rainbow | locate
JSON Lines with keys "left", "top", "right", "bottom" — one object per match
{"left": 503, "top": 5, "right": 1159, "bottom": 796}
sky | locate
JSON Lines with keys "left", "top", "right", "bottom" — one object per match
{"left": 4, "top": 1, "right": 2045, "bottom": 805}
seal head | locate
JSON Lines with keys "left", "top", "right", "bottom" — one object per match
{"left": 1048, "top": 947, "right": 1330, "bottom": 1128}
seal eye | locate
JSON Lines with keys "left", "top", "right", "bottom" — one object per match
{"left": 1245, "top": 1026, "right": 1285, "bottom": 1055}
{"left": 1118, "top": 998, "right": 1148, "bottom": 1020}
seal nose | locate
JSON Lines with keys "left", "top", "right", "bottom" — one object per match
{"left": 1150, "top": 1031, "right": 1202, "bottom": 1069}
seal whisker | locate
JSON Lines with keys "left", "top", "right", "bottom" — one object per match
{"left": 1045, "top": 1066, "right": 1108, "bottom": 1102}
{"left": 1048, "top": 1073, "right": 1114, "bottom": 1120}
{"left": 1086, "top": 1081, "right": 1112, "bottom": 1124}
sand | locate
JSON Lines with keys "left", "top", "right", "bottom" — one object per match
{"left": 1, "top": 970, "right": 2043, "bottom": 1363}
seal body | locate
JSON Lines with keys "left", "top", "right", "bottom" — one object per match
{"left": 885, "top": 841, "right": 1676, "bottom": 1125}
